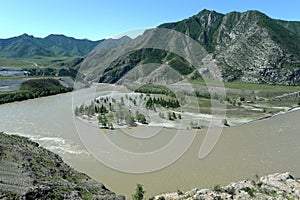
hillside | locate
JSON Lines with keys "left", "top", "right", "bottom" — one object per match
{"left": 0, "top": 34, "right": 103, "bottom": 58}
{"left": 0, "top": 132, "right": 123, "bottom": 200}
{"left": 81, "top": 9, "right": 300, "bottom": 86}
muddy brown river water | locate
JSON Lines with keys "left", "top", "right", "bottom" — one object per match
{"left": 0, "top": 86, "right": 299, "bottom": 197}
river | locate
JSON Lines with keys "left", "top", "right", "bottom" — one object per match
{"left": 0, "top": 86, "right": 299, "bottom": 197}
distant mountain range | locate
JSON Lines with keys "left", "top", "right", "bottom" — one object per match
{"left": 81, "top": 9, "right": 300, "bottom": 85}
{"left": 1, "top": 10, "right": 300, "bottom": 85}
{"left": 0, "top": 34, "right": 104, "bottom": 58}
{"left": 0, "top": 34, "right": 134, "bottom": 58}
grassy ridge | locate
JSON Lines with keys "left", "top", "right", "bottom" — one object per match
{"left": 0, "top": 56, "right": 83, "bottom": 69}
{"left": 0, "top": 78, "right": 72, "bottom": 104}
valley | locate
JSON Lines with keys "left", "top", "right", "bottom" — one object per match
{"left": 0, "top": 6, "right": 300, "bottom": 200}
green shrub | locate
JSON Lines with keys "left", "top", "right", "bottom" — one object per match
{"left": 213, "top": 184, "right": 222, "bottom": 192}
{"left": 132, "top": 184, "right": 145, "bottom": 200}
{"left": 241, "top": 187, "right": 256, "bottom": 197}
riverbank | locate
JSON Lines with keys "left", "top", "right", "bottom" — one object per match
{"left": 154, "top": 172, "right": 300, "bottom": 200}
{"left": 0, "top": 132, "right": 124, "bottom": 200}
{"left": 0, "top": 78, "right": 73, "bottom": 104}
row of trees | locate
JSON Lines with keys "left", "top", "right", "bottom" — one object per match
{"left": 97, "top": 110, "right": 147, "bottom": 129}
{"left": 145, "top": 97, "right": 180, "bottom": 109}
{"left": 159, "top": 111, "right": 182, "bottom": 120}
{"left": 135, "top": 84, "right": 176, "bottom": 97}
{"left": 74, "top": 102, "right": 112, "bottom": 117}
{"left": 167, "top": 111, "right": 181, "bottom": 120}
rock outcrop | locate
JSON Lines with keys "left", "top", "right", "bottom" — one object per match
{"left": 155, "top": 172, "right": 300, "bottom": 200}
{"left": 0, "top": 132, "right": 124, "bottom": 200}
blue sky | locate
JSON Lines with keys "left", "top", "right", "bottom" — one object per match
{"left": 1, "top": 0, "right": 300, "bottom": 40}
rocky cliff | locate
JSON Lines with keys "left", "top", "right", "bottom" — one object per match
{"left": 0, "top": 132, "right": 124, "bottom": 200}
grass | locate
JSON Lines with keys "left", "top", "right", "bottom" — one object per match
{"left": 198, "top": 98, "right": 212, "bottom": 114}
{"left": 0, "top": 75, "right": 71, "bottom": 80}
{"left": 0, "top": 56, "right": 78, "bottom": 69}
{"left": 188, "top": 78, "right": 300, "bottom": 92}
{"left": 225, "top": 81, "right": 300, "bottom": 91}
{"left": 0, "top": 58, "right": 32, "bottom": 68}
{"left": 0, "top": 76, "right": 26, "bottom": 80}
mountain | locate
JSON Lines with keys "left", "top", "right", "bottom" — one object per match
{"left": 0, "top": 34, "right": 104, "bottom": 58}
{"left": 81, "top": 9, "right": 300, "bottom": 85}
{"left": 0, "top": 132, "right": 124, "bottom": 199}
{"left": 159, "top": 9, "right": 300, "bottom": 85}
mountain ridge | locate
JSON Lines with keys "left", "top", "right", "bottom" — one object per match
{"left": 0, "top": 34, "right": 104, "bottom": 58}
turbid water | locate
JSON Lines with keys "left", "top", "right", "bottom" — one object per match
{"left": 0, "top": 85, "right": 299, "bottom": 197}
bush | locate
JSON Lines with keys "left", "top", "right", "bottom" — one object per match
{"left": 241, "top": 187, "right": 256, "bottom": 197}
{"left": 132, "top": 184, "right": 145, "bottom": 200}
{"left": 213, "top": 184, "right": 222, "bottom": 192}
{"left": 136, "top": 112, "right": 147, "bottom": 124}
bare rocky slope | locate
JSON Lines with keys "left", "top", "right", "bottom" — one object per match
{"left": 0, "top": 132, "right": 124, "bottom": 200}
{"left": 155, "top": 172, "right": 300, "bottom": 200}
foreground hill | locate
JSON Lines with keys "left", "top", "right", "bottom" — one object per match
{"left": 81, "top": 9, "right": 300, "bottom": 85}
{"left": 0, "top": 132, "right": 124, "bottom": 200}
